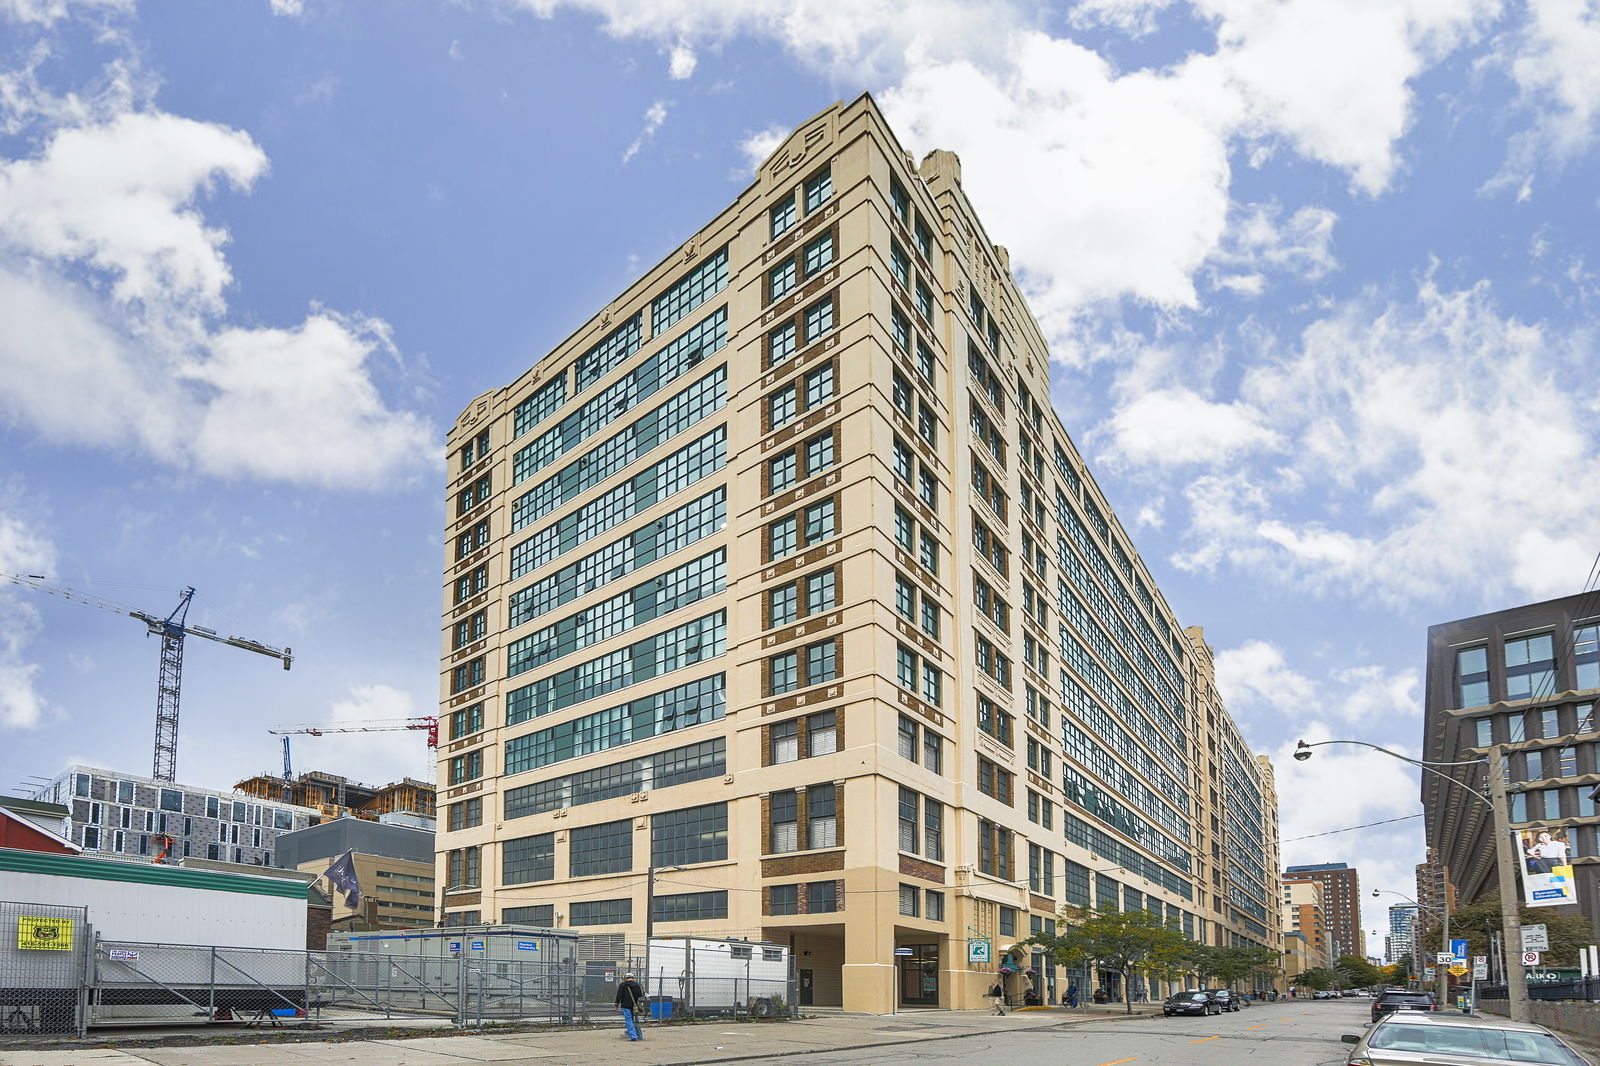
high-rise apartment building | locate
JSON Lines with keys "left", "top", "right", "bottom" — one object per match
{"left": 1422, "top": 593, "right": 1600, "bottom": 931}
{"left": 1281, "top": 879, "right": 1332, "bottom": 969}
{"left": 1387, "top": 903, "right": 1418, "bottom": 967}
{"left": 436, "top": 95, "right": 1279, "bottom": 1012}
{"left": 1283, "top": 863, "right": 1363, "bottom": 961}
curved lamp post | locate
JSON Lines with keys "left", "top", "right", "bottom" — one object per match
{"left": 1293, "top": 739, "right": 1529, "bottom": 1022}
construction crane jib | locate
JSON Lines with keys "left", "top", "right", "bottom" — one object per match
{"left": 2, "top": 572, "right": 292, "bottom": 783}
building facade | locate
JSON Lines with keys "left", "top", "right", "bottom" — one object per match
{"left": 275, "top": 815, "right": 437, "bottom": 931}
{"left": 1281, "top": 879, "right": 1332, "bottom": 969}
{"left": 1386, "top": 903, "right": 1418, "bottom": 967}
{"left": 30, "top": 764, "right": 319, "bottom": 866}
{"left": 434, "top": 94, "right": 1280, "bottom": 1012}
{"left": 1282, "top": 863, "right": 1363, "bottom": 962}
{"left": 1422, "top": 593, "right": 1600, "bottom": 933}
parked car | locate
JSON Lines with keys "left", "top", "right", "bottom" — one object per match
{"left": 1370, "top": 989, "right": 1439, "bottom": 1023}
{"left": 1207, "top": 988, "right": 1243, "bottom": 1012}
{"left": 1342, "top": 1011, "right": 1592, "bottom": 1065}
{"left": 1163, "top": 990, "right": 1219, "bottom": 1016}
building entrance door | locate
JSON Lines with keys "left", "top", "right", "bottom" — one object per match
{"left": 898, "top": 943, "right": 939, "bottom": 1006}
{"left": 799, "top": 969, "right": 814, "bottom": 1006}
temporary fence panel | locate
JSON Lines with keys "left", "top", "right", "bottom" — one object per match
{"left": 92, "top": 941, "right": 308, "bottom": 1024}
{"left": 0, "top": 900, "right": 89, "bottom": 1035}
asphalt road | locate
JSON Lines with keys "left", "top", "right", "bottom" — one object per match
{"left": 794, "top": 998, "right": 1371, "bottom": 1065}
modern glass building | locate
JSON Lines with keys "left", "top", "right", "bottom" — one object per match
{"left": 436, "top": 94, "right": 1280, "bottom": 1012}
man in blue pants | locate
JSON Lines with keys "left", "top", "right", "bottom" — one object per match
{"left": 616, "top": 973, "right": 645, "bottom": 1041}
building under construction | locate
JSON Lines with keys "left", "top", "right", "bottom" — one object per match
{"left": 234, "top": 771, "right": 435, "bottom": 822}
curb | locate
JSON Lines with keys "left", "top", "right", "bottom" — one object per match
{"left": 662, "top": 1009, "right": 1164, "bottom": 1066}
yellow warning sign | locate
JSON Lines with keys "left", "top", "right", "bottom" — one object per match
{"left": 1448, "top": 964, "right": 1468, "bottom": 977}
{"left": 17, "top": 916, "right": 74, "bottom": 951}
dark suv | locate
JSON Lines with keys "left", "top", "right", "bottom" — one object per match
{"left": 1371, "top": 988, "right": 1439, "bottom": 1022}
{"left": 1207, "top": 989, "right": 1243, "bottom": 1012}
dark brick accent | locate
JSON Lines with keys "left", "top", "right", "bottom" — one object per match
{"left": 899, "top": 855, "right": 946, "bottom": 883}
{"left": 762, "top": 851, "right": 845, "bottom": 878}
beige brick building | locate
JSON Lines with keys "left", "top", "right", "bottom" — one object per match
{"left": 436, "top": 94, "right": 1280, "bottom": 1013}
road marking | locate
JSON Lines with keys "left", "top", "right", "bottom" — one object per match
{"left": 1246, "top": 1024, "right": 1264, "bottom": 1030}
{"left": 1279, "top": 1017, "right": 1292, "bottom": 1021}
{"left": 1095, "top": 1059, "right": 1137, "bottom": 1065}
{"left": 1188, "top": 1036, "right": 1219, "bottom": 1044}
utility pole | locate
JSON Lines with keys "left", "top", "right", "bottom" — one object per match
{"left": 1488, "top": 746, "right": 1531, "bottom": 1022}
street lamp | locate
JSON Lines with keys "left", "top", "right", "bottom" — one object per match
{"left": 643, "top": 865, "right": 688, "bottom": 1007}
{"left": 1375, "top": 889, "right": 1449, "bottom": 1003}
{"left": 1293, "top": 739, "right": 1530, "bottom": 1022}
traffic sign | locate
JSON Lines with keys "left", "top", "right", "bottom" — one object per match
{"left": 1472, "top": 961, "right": 1488, "bottom": 980}
{"left": 1436, "top": 952, "right": 1453, "bottom": 964}
{"left": 1523, "top": 951, "right": 1542, "bottom": 966}
{"left": 1523, "top": 925, "right": 1549, "bottom": 952}
{"left": 1449, "top": 964, "right": 1468, "bottom": 977}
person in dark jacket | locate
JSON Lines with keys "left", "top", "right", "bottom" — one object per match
{"left": 615, "top": 973, "right": 645, "bottom": 1041}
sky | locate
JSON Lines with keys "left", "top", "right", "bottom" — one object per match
{"left": 1, "top": 0, "right": 1598, "bottom": 956}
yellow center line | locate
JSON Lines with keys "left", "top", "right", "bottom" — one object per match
{"left": 1188, "top": 1035, "right": 1220, "bottom": 1044}
{"left": 1246, "top": 1024, "right": 1264, "bottom": 1030}
{"left": 1278, "top": 1017, "right": 1292, "bottom": 1021}
{"left": 1095, "top": 1059, "right": 1138, "bottom": 1065}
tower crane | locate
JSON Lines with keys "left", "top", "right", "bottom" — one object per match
{"left": 2, "top": 572, "right": 292, "bottom": 782}
{"left": 268, "top": 717, "right": 439, "bottom": 748}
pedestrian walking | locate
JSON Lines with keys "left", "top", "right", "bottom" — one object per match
{"left": 615, "top": 972, "right": 645, "bottom": 1041}
{"left": 1065, "top": 983, "right": 1079, "bottom": 1008}
{"left": 989, "top": 981, "right": 1006, "bottom": 1014}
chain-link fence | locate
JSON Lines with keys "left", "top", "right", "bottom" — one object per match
{"left": 0, "top": 900, "right": 89, "bottom": 1035}
{"left": 624, "top": 940, "right": 798, "bottom": 1022}
{"left": 92, "top": 941, "right": 308, "bottom": 1025}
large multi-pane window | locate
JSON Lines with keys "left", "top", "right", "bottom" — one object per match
{"left": 768, "top": 709, "right": 838, "bottom": 764}
{"left": 766, "top": 496, "right": 839, "bottom": 562}
{"left": 450, "top": 703, "right": 484, "bottom": 740}
{"left": 897, "top": 714, "right": 944, "bottom": 774}
{"left": 570, "top": 899, "right": 632, "bottom": 926}
{"left": 449, "top": 798, "right": 483, "bottom": 831}
{"left": 770, "top": 196, "right": 797, "bottom": 239}
{"left": 804, "top": 167, "right": 833, "bottom": 212}
{"left": 1506, "top": 633, "right": 1556, "bottom": 702}
{"left": 504, "top": 737, "right": 725, "bottom": 818}
{"left": 652, "top": 802, "right": 728, "bottom": 866}
{"left": 768, "top": 783, "right": 836, "bottom": 852}
{"left": 653, "top": 891, "right": 728, "bottom": 922}
{"left": 977, "top": 695, "right": 1013, "bottom": 745}
{"left": 569, "top": 819, "right": 633, "bottom": 878}
{"left": 1578, "top": 623, "right": 1600, "bottom": 691}
{"left": 455, "top": 564, "right": 488, "bottom": 604}
{"left": 977, "top": 757, "right": 1014, "bottom": 804}
{"left": 449, "top": 750, "right": 482, "bottom": 785}
{"left": 447, "top": 846, "right": 481, "bottom": 889}
{"left": 977, "top": 819, "right": 1013, "bottom": 880}
{"left": 503, "top": 832, "right": 555, "bottom": 884}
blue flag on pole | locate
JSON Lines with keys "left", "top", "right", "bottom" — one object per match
{"left": 324, "top": 849, "right": 362, "bottom": 908}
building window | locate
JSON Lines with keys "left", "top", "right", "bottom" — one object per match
{"left": 451, "top": 656, "right": 484, "bottom": 694}
{"left": 770, "top": 651, "right": 799, "bottom": 695}
{"left": 808, "top": 782, "right": 837, "bottom": 847}
{"left": 925, "top": 890, "right": 945, "bottom": 921}
{"left": 769, "top": 259, "right": 797, "bottom": 303}
{"left": 771, "top": 196, "right": 797, "bottom": 239}
{"left": 998, "top": 905, "right": 1017, "bottom": 937}
{"left": 804, "top": 167, "right": 833, "bottom": 212}
{"left": 652, "top": 891, "right": 727, "bottom": 923}
{"left": 769, "top": 320, "right": 798, "bottom": 365}
{"left": 899, "top": 883, "right": 920, "bottom": 917}
{"left": 769, "top": 384, "right": 797, "bottom": 427}
{"left": 769, "top": 452, "right": 798, "bottom": 494}
{"left": 898, "top": 787, "right": 919, "bottom": 853}
{"left": 804, "top": 298, "right": 834, "bottom": 341}
{"left": 770, "top": 884, "right": 800, "bottom": 916}
{"left": 451, "top": 703, "right": 484, "bottom": 740}
{"left": 159, "top": 789, "right": 183, "bottom": 812}
{"left": 809, "top": 880, "right": 839, "bottom": 913}
{"left": 770, "top": 583, "right": 799, "bottom": 628}
{"left": 804, "top": 232, "right": 834, "bottom": 274}
{"left": 1541, "top": 708, "right": 1561, "bottom": 738}
{"left": 804, "top": 364, "right": 835, "bottom": 408}
{"left": 977, "top": 695, "right": 1013, "bottom": 746}
{"left": 503, "top": 832, "right": 555, "bottom": 885}
{"left": 503, "top": 904, "right": 555, "bottom": 925}
{"left": 448, "top": 750, "right": 482, "bottom": 785}
{"left": 771, "top": 718, "right": 800, "bottom": 763}
{"left": 807, "top": 639, "right": 838, "bottom": 685}
{"left": 570, "top": 899, "right": 632, "bottom": 926}
{"left": 454, "top": 609, "right": 487, "bottom": 649}
{"left": 804, "top": 430, "right": 836, "bottom": 474}
{"left": 1506, "top": 633, "right": 1556, "bottom": 703}
{"left": 449, "top": 798, "right": 483, "bottom": 831}
{"left": 652, "top": 802, "right": 728, "bottom": 866}
{"left": 978, "top": 758, "right": 1014, "bottom": 805}
{"left": 770, "top": 789, "right": 799, "bottom": 852}
{"left": 1578, "top": 623, "right": 1600, "bottom": 691}
{"left": 769, "top": 515, "right": 798, "bottom": 559}
{"left": 569, "top": 819, "right": 632, "bottom": 878}
{"left": 447, "top": 846, "right": 481, "bottom": 889}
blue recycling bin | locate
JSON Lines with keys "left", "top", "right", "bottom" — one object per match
{"left": 649, "top": 997, "right": 675, "bottom": 1020}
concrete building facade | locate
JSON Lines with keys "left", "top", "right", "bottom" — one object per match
{"left": 30, "top": 765, "right": 318, "bottom": 867}
{"left": 1281, "top": 879, "right": 1332, "bottom": 970}
{"left": 434, "top": 95, "right": 1280, "bottom": 1012}
{"left": 1387, "top": 903, "right": 1418, "bottom": 968}
{"left": 1283, "top": 863, "right": 1363, "bottom": 962}
{"left": 275, "top": 815, "right": 437, "bottom": 931}
{"left": 1422, "top": 592, "right": 1600, "bottom": 935}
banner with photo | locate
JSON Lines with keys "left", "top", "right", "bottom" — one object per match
{"left": 1516, "top": 827, "right": 1578, "bottom": 908}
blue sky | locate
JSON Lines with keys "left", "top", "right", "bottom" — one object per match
{"left": 2, "top": 0, "right": 1597, "bottom": 950}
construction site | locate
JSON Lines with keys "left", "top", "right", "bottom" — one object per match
{"left": 234, "top": 771, "right": 435, "bottom": 822}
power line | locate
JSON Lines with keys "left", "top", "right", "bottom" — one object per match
{"left": 1279, "top": 812, "right": 1423, "bottom": 843}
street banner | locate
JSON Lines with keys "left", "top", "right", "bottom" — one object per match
{"left": 1515, "top": 828, "right": 1578, "bottom": 907}
{"left": 1451, "top": 939, "right": 1469, "bottom": 961}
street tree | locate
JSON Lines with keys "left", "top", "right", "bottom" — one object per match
{"left": 1027, "top": 904, "right": 1189, "bottom": 1014}
{"left": 1415, "top": 892, "right": 1593, "bottom": 966}
{"left": 1297, "top": 967, "right": 1338, "bottom": 991}
{"left": 1335, "top": 955, "right": 1387, "bottom": 989}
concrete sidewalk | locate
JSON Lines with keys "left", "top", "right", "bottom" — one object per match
{"left": 0, "top": 1005, "right": 1162, "bottom": 1066}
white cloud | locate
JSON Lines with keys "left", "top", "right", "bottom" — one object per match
{"left": 1158, "top": 279, "right": 1600, "bottom": 609}
{"left": 0, "top": 499, "right": 58, "bottom": 729}
{"left": 268, "top": 0, "right": 303, "bottom": 14}
{"left": 0, "top": 47, "right": 436, "bottom": 489}
{"left": 668, "top": 40, "right": 697, "bottom": 79}
{"left": 1105, "top": 386, "right": 1281, "bottom": 466}
{"left": 1498, "top": 0, "right": 1600, "bottom": 182}
{"left": 621, "top": 100, "right": 669, "bottom": 164}
{"left": 738, "top": 124, "right": 787, "bottom": 174}
{"left": 1209, "top": 201, "right": 1338, "bottom": 292}
{"left": 1215, "top": 640, "right": 1420, "bottom": 733}
{"left": 1214, "top": 639, "right": 1317, "bottom": 712}
{"left": 276, "top": 684, "right": 435, "bottom": 787}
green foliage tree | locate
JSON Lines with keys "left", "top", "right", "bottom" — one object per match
{"left": 1026, "top": 904, "right": 1189, "bottom": 1014}
{"left": 1414, "top": 892, "right": 1594, "bottom": 967}
{"left": 1216, "top": 946, "right": 1282, "bottom": 989}
{"left": 1334, "top": 955, "right": 1386, "bottom": 989}
{"left": 1296, "top": 966, "right": 1337, "bottom": 991}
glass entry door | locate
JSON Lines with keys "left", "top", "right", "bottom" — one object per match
{"left": 898, "top": 943, "right": 939, "bottom": 1006}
